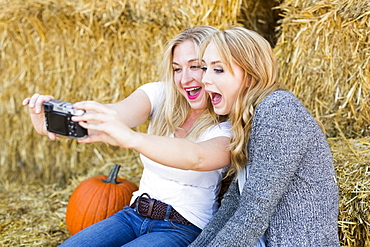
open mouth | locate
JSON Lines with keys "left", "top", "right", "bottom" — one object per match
{"left": 185, "top": 87, "right": 202, "bottom": 100}
{"left": 210, "top": 92, "right": 222, "bottom": 105}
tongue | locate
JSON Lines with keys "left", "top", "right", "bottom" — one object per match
{"left": 212, "top": 93, "right": 222, "bottom": 103}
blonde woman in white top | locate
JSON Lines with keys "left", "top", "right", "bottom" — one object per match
{"left": 23, "top": 26, "right": 231, "bottom": 247}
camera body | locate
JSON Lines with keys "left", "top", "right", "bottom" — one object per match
{"left": 43, "top": 99, "right": 88, "bottom": 139}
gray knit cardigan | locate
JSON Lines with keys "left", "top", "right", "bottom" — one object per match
{"left": 189, "top": 90, "right": 340, "bottom": 247}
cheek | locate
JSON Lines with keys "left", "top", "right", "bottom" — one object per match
{"left": 199, "top": 90, "right": 208, "bottom": 101}
{"left": 174, "top": 74, "right": 182, "bottom": 87}
{"left": 222, "top": 80, "right": 241, "bottom": 103}
{"left": 228, "top": 86, "right": 241, "bottom": 103}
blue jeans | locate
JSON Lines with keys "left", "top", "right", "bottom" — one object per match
{"left": 60, "top": 206, "right": 201, "bottom": 247}
{"left": 255, "top": 235, "right": 266, "bottom": 247}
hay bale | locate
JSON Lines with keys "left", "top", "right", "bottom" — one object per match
{"left": 1, "top": 0, "right": 368, "bottom": 245}
{"left": 0, "top": 0, "right": 241, "bottom": 186}
{"left": 274, "top": 0, "right": 370, "bottom": 138}
{"left": 329, "top": 137, "right": 370, "bottom": 247}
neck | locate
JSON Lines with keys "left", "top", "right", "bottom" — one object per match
{"left": 174, "top": 109, "right": 205, "bottom": 138}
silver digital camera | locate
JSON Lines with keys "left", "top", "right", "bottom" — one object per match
{"left": 43, "top": 99, "right": 88, "bottom": 139}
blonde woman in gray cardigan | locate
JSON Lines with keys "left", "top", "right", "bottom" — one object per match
{"left": 190, "top": 26, "right": 340, "bottom": 246}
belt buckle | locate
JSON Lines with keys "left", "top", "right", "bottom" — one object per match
{"left": 135, "top": 193, "right": 155, "bottom": 218}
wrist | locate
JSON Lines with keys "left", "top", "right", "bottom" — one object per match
{"left": 123, "top": 130, "right": 144, "bottom": 150}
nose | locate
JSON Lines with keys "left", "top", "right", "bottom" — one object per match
{"left": 201, "top": 70, "right": 212, "bottom": 86}
{"left": 180, "top": 69, "right": 193, "bottom": 84}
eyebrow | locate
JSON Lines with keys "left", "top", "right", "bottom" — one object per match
{"left": 172, "top": 59, "right": 199, "bottom": 66}
{"left": 201, "top": 59, "right": 222, "bottom": 65}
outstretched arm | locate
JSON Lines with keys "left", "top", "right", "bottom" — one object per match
{"left": 72, "top": 101, "right": 231, "bottom": 171}
{"left": 22, "top": 88, "right": 152, "bottom": 140}
{"left": 106, "top": 89, "right": 151, "bottom": 128}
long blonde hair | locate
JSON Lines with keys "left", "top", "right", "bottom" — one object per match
{"left": 150, "top": 26, "right": 225, "bottom": 141}
{"left": 202, "top": 26, "right": 280, "bottom": 174}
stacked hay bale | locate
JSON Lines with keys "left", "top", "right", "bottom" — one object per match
{"left": 1, "top": 0, "right": 369, "bottom": 245}
{"left": 274, "top": 0, "right": 370, "bottom": 138}
{"left": 329, "top": 137, "right": 370, "bottom": 247}
{"left": 0, "top": 0, "right": 241, "bottom": 185}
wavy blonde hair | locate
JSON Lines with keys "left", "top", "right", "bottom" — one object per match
{"left": 201, "top": 26, "right": 280, "bottom": 175}
{"left": 150, "top": 26, "right": 225, "bottom": 141}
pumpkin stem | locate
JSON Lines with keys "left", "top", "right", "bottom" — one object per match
{"left": 102, "top": 164, "right": 121, "bottom": 184}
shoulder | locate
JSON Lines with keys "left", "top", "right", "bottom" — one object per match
{"left": 138, "top": 82, "right": 166, "bottom": 116}
{"left": 252, "top": 90, "right": 323, "bottom": 137}
{"left": 255, "top": 89, "right": 312, "bottom": 122}
{"left": 138, "top": 81, "right": 165, "bottom": 95}
{"left": 258, "top": 89, "right": 301, "bottom": 110}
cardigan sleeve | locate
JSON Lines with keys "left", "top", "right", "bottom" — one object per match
{"left": 205, "top": 91, "right": 318, "bottom": 246}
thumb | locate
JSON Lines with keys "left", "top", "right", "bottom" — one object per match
{"left": 47, "top": 132, "right": 57, "bottom": 140}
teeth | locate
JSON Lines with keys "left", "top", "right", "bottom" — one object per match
{"left": 185, "top": 87, "right": 200, "bottom": 91}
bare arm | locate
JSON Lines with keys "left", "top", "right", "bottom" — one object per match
{"left": 73, "top": 101, "right": 231, "bottom": 171}
{"left": 129, "top": 133, "right": 230, "bottom": 171}
{"left": 106, "top": 89, "right": 151, "bottom": 128}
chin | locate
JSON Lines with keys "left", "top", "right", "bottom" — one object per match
{"left": 214, "top": 109, "right": 225, "bottom": 115}
{"left": 214, "top": 106, "right": 230, "bottom": 115}
{"left": 189, "top": 101, "right": 206, "bottom": 110}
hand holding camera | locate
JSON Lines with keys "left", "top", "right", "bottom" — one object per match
{"left": 24, "top": 95, "right": 133, "bottom": 146}
{"left": 43, "top": 99, "right": 88, "bottom": 139}
{"left": 23, "top": 94, "right": 87, "bottom": 139}
{"left": 70, "top": 101, "right": 137, "bottom": 148}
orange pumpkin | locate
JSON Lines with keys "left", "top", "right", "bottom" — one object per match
{"left": 66, "top": 164, "right": 138, "bottom": 235}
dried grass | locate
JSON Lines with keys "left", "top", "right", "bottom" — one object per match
{"left": 329, "top": 137, "right": 370, "bottom": 247}
{"left": 0, "top": 0, "right": 241, "bottom": 187}
{"left": 0, "top": 183, "right": 70, "bottom": 246}
{"left": 238, "top": 0, "right": 283, "bottom": 46}
{"left": 274, "top": 0, "right": 370, "bottom": 138}
{"left": 0, "top": 162, "right": 141, "bottom": 246}
{"left": 0, "top": 0, "right": 369, "bottom": 246}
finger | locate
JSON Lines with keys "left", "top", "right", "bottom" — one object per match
{"left": 72, "top": 112, "right": 111, "bottom": 123}
{"left": 77, "top": 120, "right": 106, "bottom": 132}
{"left": 74, "top": 101, "right": 114, "bottom": 114}
{"left": 22, "top": 98, "right": 31, "bottom": 106}
{"left": 28, "top": 94, "right": 41, "bottom": 108}
{"left": 47, "top": 132, "right": 57, "bottom": 140}
{"left": 34, "top": 95, "right": 54, "bottom": 114}
{"left": 77, "top": 134, "right": 100, "bottom": 143}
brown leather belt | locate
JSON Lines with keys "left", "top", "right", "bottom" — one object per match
{"left": 130, "top": 193, "right": 194, "bottom": 226}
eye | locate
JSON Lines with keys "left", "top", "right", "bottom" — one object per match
{"left": 201, "top": 66, "right": 207, "bottom": 72}
{"left": 214, "top": 68, "right": 224, "bottom": 73}
{"left": 173, "top": 68, "right": 182, "bottom": 73}
{"left": 190, "top": 65, "right": 201, "bottom": 70}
